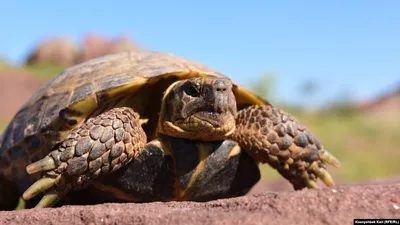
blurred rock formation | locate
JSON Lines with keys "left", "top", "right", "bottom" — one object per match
{"left": 25, "top": 34, "right": 140, "bottom": 66}
{"left": 357, "top": 85, "right": 400, "bottom": 118}
{"left": 26, "top": 37, "right": 78, "bottom": 66}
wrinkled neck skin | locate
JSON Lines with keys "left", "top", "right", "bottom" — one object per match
{"left": 157, "top": 77, "right": 237, "bottom": 142}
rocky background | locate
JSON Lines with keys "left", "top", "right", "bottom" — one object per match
{"left": 0, "top": 33, "right": 140, "bottom": 120}
{"left": 0, "top": 34, "right": 399, "bottom": 224}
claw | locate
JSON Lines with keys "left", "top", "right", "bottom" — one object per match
{"left": 305, "top": 179, "right": 319, "bottom": 189}
{"left": 22, "top": 177, "right": 55, "bottom": 200}
{"left": 26, "top": 157, "right": 56, "bottom": 174}
{"left": 140, "top": 118, "right": 149, "bottom": 126}
{"left": 35, "top": 189, "right": 68, "bottom": 208}
{"left": 320, "top": 150, "right": 341, "bottom": 168}
{"left": 315, "top": 167, "right": 334, "bottom": 187}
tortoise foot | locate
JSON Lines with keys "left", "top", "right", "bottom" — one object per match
{"left": 232, "top": 105, "right": 340, "bottom": 190}
{"left": 22, "top": 107, "right": 147, "bottom": 208}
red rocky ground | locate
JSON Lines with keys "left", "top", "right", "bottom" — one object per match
{"left": 0, "top": 178, "right": 399, "bottom": 225}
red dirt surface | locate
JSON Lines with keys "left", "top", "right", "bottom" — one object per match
{"left": 0, "top": 180, "right": 399, "bottom": 225}
{"left": 248, "top": 176, "right": 400, "bottom": 194}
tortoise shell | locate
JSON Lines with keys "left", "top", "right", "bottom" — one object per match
{"left": 0, "top": 51, "right": 268, "bottom": 189}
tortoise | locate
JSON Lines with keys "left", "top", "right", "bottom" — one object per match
{"left": 0, "top": 51, "right": 340, "bottom": 210}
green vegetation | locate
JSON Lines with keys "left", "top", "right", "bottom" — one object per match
{"left": 259, "top": 113, "right": 400, "bottom": 182}
{"left": 251, "top": 74, "right": 400, "bottom": 182}
{"left": 0, "top": 61, "right": 64, "bottom": 81}
{"left": 23, "top": 63, "right": 65, "bottom": 81}
{"left": 0, "top": 58, "right": 13, "bottom": 72}
{"left": 0, "top": 121, "right": 7, "bottom": 133}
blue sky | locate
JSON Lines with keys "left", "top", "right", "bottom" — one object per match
{"left": 1, "top": 1, "right": 399, "bottom": 106}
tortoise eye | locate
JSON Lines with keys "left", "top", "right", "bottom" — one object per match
{"left": 185, "top": 85, "right": 200, "bottom": 97}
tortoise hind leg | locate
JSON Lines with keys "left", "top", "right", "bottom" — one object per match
{"left": 22, "top": 107, "right": 147, "bottom": 208}
{"left": 231, "top": 105, "right": 340, "bottom": 190}
{"left": 0, "top": 176, "right": 20, "bottom": 210}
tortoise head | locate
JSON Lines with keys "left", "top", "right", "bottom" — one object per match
{"left": 157, "top": 77, "right": 237, "bottom": 141}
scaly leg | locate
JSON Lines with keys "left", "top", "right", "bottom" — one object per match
{"left": 231, "top": 105, "right": 340, "bottom": 190}
{"left": 22, "top": 107, "right": 147, "bottom": 208}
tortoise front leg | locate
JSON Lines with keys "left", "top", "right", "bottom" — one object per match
{"left": 22, "top": 107, "right": 147, "bottom": 208}
{"left": 231, "top": 105, "right": 340, "bottom": 190}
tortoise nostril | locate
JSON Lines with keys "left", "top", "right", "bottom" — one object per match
{"left": 216, "top": 87, "right": 227, "bottom": 92}
{"left": 215, "top": 81, "right": 229, "bottom": 93}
